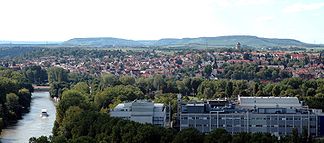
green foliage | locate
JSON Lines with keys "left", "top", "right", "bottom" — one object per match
{"left": 119, "top": 75, "right": 136, "bottom": 85}
{"left": 204, "top": 128, "right": 232, "bottom": 143}
{"left": 47, "top": 67, "right": 69, "bottom": 98}
{"left": 136, "top": 77, "right": 154, "bottom": 95}
{"left": 51, "top": 110, "right": 176, "bottom": 143}
{"left": 94, "top": 85, "right": 144, "bottom": 110}
{"left": 49, "top": 82, "right": 69, "bottom": 98}
{"left": 0, "top": 68, "right": 33, "bottom": 132}
{"left": 153, "top": 75, "right": 166, "bottom": 91}
{"left": 173, "top": 128, "right": 204, "bottom": 143}
{"left": 204, "top": 65, "right": 212, "bottom": 78}
{"left": 72, "top": 82, "right": 90, "bottom": 95}
{"left": 18, "top": 88, "right": 32, "bottom": 109}
{"left": 56, "top": 90, "right": 91, "bottom": 124}
{"left": 29, "top": 136, "right": 51, "bottom": 143}
{"left": 28, "top": 72, "right": 324, "bottom": 143}
{"left": 99, "top": 73, "right": 118, "bottom": 89}
{"left": 47, "top": 67, "right": 68, "bottom": 84}
{"left": 5, "top": 93, "right": 20, "bottom": 118}
{"left": 22, "top": 65, "right": 48, "bottom": 85}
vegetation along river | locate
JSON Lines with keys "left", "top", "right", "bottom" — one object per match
{"left": 0, "top": 92, "right": 56, "bottom": 143}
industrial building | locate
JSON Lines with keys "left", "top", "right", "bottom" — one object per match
{"left": 179, "top": 96, "right": 324, "bottom": 137}
{"left": 110, "top": 100, "right": 168, "bottom": 127}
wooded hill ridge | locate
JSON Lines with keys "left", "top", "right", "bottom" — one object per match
{"left": 63, "top": 35, "right": 322, "bottom": 48}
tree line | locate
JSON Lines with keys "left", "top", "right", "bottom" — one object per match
{"left": 0, "top": 68, "right": 34, "bottom": 134}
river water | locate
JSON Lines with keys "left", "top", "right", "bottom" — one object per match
{"left": 0, "top": 92, "right": 56, "bottom": 143}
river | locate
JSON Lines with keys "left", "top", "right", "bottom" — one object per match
{"left": 0, "top": 92, "right": 56, "bottom": 143}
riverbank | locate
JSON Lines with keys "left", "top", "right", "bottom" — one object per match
{"left": 0, "top": 92, "right": 56, "bottom": 143}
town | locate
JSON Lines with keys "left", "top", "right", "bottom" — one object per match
{"left": 1, "top": 44, "right": 323, "bottom": 80}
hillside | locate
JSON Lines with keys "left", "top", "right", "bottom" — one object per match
{"left": 63, "top": 35, "right": 321, "bottom": 48}
{"left": 63, "top": 37, "right": 144, "bottom": 47}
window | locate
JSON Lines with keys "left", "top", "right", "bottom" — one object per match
{"left": 286, "top": 117, "right": 293, "bottom": 120}
{"left": 256, "top": 125, "right": 262, "bottom": 127}
{"left": 181, "top": 117, "right": 188, "bottom": 120}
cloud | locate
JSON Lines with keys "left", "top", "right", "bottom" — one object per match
{"left": 284, "top": 2, "right": 324, "bottom": 13}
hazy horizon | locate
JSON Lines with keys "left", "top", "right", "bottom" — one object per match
{"left": 0, "top": 35, "right": 320, "bottom": 44}
{"left": 0, "top": 0, "right": 323, "bottom": 44}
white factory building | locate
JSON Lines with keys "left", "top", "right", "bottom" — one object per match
{"left": 110, "top": 100, "right": 167, "bottom": 127}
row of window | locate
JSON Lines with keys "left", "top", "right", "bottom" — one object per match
{"left": 181, "top": 116, "right": 315, "bottom": 121}
{"left": 183, "top": 123, "right": 316, "bottom": 128}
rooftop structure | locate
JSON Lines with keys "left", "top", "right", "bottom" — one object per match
{"left": 238, "top": 96, "right": 302, "bottom": 109}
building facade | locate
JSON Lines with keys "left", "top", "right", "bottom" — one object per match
{"left": 110, "top": 100, "right": 167, "bottom": 127}
{"left": 180, "top": 96, "right": 324, "bottom": 137}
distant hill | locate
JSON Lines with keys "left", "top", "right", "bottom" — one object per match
{"left": 63, "top": 35, "right": 322, "bottom": 48}
{"left": 63, "top": 37, "right": 144, "bottom": 47}
{"left": 0, "top": 41, "right": 60, "bottom": 45}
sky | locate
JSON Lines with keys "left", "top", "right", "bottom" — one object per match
{"left": 0, "top": 0, "right": 323, "bottom": 43}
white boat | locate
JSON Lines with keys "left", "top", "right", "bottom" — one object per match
{"left": 40, "top": 109, "right": 49, "bottom": 118}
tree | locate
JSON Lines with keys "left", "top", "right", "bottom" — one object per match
{"left": 173, "top": 128, "right": 204, "bottom": 143}
{"left": 191, "top": 78, "right": 203, "bottom": 95}
{"left": 164, "top": 78, "right": 178, "bottom": 93}
{"left": 250, "top": 133, "right": 277, "bottom": 143}
{"left": 204, "top": 87, "right": 214, "bottom": 99}
{"left": 5, "top": 93, "right": 20, "bottom": 118}
{"left": 153, "top": 75, "right": 166, "bottom": 91}
{"left": 94, "top": 85, "right": 144, "bottom": 109}
{"left": 69, "top": 136, "right": 95, "bottom": 143}
{"left": 183, "top": 77, "right": 193, "bottom": 95}
{"left": 225, "top": 81, "right": 233, "bottom": 97}
{"left": 204, "top": 128, "right": 232, "bottom": 143}
{"left": 56, "top": 90, "right": 90, "bottom": 124}
{"left": 18, "top": 88, "right": 32, "bottom": 110}
{"left": 204, "top": 65, "right": 212, "bottom": 78}
{"left": 136, "top": 77, "right": 153, "bottom": 95}
{"left": 72, "top": 82, "right": 90, "bottom": 95}
{"left": 282, "top": 78, "right": 302, "bottom": 89}
{"left": 306, "top": 88, "right": 316, "bottom": 97}
{"left": 29, "top": 136, "right": 50, "bottom": 143}
{"left": 100, "top": 73, "right": 118, "bottom": 89}
{"left": 253, "top": 82, "right": 259, "bottom": 96}
{"left": 291, "top": 128, "right": 300, "bottom": 143}
{"left": 176, "top": 80, "right": 189, "bottom": 96}
{"left": 119, "top": 75, "right": 135, "bottom": 85}
{"left": 22, "top": 66, "right": 47, "bottom": 84}
{"left": 232, "top": 132, "right": 252, "bottom": 143}
{"left": 271, "top": 85, "right": 281, "bottom": 96}
{"left": 47, "top": 67, "right": 68, "bottom": 84}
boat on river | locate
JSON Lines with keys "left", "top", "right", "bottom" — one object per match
{"left": 40, "top": 109, "right": 49, "bottom": 118}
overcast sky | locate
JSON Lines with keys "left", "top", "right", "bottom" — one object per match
{"left": 0, "top": 0, "right": 323, "bottom": 43}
